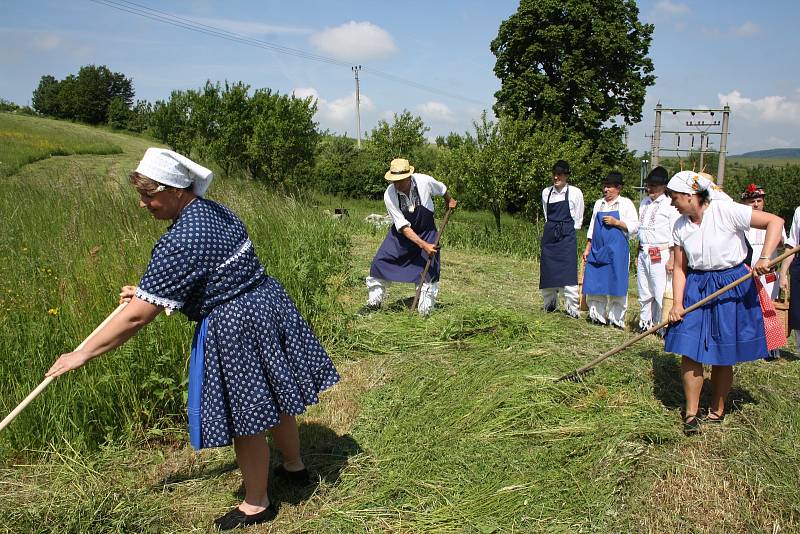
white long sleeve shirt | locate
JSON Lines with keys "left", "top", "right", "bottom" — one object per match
{"left": 383, "top": 173, "right": 447, "bottom": 232}
{"left": 637, "top": 194, "right": 680, "bottom": 246}
{"left": 541, "top": 184, "right": 585, "bottom": 229}
{"left": 587, "top": 196, "right": 639, "bottom": 239}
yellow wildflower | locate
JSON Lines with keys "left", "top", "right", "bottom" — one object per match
{"left": 47, "top": 308, "right": 59, "bottom": 316}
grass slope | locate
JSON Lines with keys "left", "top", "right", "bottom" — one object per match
{"left": 1, "top": 116, "right": 799, "bottom": 533}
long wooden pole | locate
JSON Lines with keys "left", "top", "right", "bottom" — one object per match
{"left": 410, "top": 207, "right": 454, "bottom": 312}
{"left": 0, "top": 303, "right": 127, "bottom": 432}
{"left": 557, "top": 245, "right": 800, "bottom": 382}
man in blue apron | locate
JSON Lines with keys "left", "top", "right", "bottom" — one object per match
{"left": 540, "top": 160, "right": 585, "bottom": 317}
{"left": 367, "top": 158, "right": 457, "bottom": 314}
{"left": 582, "top": 172, "right": 639, "bottom": 328}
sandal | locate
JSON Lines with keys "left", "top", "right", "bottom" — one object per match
{"left": 214, "top": 504, "right": 277, "bottom": 531}
{"left": 683, "top": 414, "right": 701, "bottom": 435}
{"left": 705, "top": 411, "right": 725, "bottom": 424}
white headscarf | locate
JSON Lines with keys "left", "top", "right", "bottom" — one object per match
{"left": 135, "top": 148, "right": 214, "bottom": 196}
{"left": 666, "top": 171, "right": 732, "bottom": 201}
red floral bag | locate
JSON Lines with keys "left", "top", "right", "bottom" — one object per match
{"left": 752, "top": 273, "right": 787, "bottom": 351}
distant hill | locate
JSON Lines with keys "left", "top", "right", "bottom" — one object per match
{"left": 734, "top": 148, "right": 800, "bottom": 158}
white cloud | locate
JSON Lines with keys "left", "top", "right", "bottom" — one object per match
{"left": 31, "top": 33, "right": 62, "bottom": 50}
{"left": 309, "top": 21, "right": 397, "bottom": 62}
{"left": 718, "top": 90, "right": 800, "bottom": 123}
{"left": 654, "top": 1, "right": 690, "bottom": 16}
{"left": 187, "top": 17, "right": 312, "bottom": 36}
{"left": 731, "top": 21, "right": 760, "bottom": 37}
{"left": 293, "top": 86, "right": 374, "bottom": 124}
{"left": 416, "top": 101, "right": 454, "bottom": 121}
{"left": 764, "top": 136, "right": 792, "bottom": 148}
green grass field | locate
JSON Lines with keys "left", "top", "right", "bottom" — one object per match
{"left": 1, "top": 114, "right": 799, "bottom": 533}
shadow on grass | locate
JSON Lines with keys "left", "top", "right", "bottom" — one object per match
{"left": 644, "top": 350, "right": 757, "bottom": 414}
{"left": 155, "top": 423, "right": 361, "bottom": 508}
{"left": 265, "top": 423, "right": 362, "bottom": 507}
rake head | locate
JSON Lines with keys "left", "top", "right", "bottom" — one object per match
{"left": 555, "top": 367, "right": 595, "bottom": 382}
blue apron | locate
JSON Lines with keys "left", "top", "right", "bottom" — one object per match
{"left": 187, "top": 316, "right": 209, "bottom": 450}
{"left": 582, "top": 209, "right": 630, "bottom": 297}
{"left": 370, "top": 182, "right": 440, "bottom": 283}
{"left": 539, "top": 187, "right": 578, "bottom": 288}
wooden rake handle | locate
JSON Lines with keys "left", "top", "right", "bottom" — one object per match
{"left": 410, "top": 207, "right": 455, "bottom": 312}
{"left": 0, "top": 302, "right": 127, "bottom": 433}
{"left": 557, "top": 245, "right": 800, "bottom": 381}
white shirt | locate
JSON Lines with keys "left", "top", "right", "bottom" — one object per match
{"left": 541, "top": 184, "right": 585, "bottom": 229}
{"left": 383, "top": 173, "right": 447, "bottom": 232}
{"left": 637, "top": 194, "right": 680, "bottom": 246}
{"left": 673, "top": 201, "right": 752, "bottom": 270}
{"left": 587, "top": 196, "right": 639, "bottom": 239}
{"left": 746, "top": 226, "right": 787, "bottom": 257}
{"left": 786, "top": 206, "right": 800, "bottom": 248}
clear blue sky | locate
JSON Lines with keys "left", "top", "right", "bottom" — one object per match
{"left": 2, "top": 0, "right": 799, "bottom": 155}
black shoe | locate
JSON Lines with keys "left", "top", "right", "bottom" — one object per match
{"left": 683, "top": 414, "right": 701, "bottom": 436}
{"left": 214, "top": 504, "right": 277, "bottom": 531}
{"left": 273, "top": 464, "right": 311, "bottom": 485}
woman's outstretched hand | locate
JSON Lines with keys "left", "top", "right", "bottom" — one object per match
{"left": 46, "top": 350, "right": 91, "bottom": 378}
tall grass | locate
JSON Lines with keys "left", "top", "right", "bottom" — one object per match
{"left": 0, "top": 113, "right": 123, "bottom": 177}
{"left": 0, "top": 123, "right": 351, "bottom": 455}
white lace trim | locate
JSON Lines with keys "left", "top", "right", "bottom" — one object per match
{"left": 135, "top": 287, "right": 183, "bottom": 310}
{"left": 217, "top": 239, "right": 252, "bottom": 271}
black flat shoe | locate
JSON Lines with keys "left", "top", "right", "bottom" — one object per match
{"left": 683, "top": 414, "right": 701, "bottom": 436}
{"left": 214, "top": 504, "right": 277, "bottom": 531}
{"left": 273, "top": 464, "right": 311, "bottom": 485}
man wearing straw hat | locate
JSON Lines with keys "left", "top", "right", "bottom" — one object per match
{"left": 635, "top": 166, "right": 680, "bottom": 334}
{"left": 366, "top": 158, "right": 457, "bottom": 314}
{"left": 539, "top": 160, "right": 585, "bottom": 317}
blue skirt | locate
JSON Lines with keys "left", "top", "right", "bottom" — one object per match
{"left": 665, "top": 263, "right": 768, "bottom": 365}
{"left": 189, "top": 276, "right": 340, "bottom": 449}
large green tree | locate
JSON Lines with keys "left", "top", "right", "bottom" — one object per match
{"left": 491, "top": 0, "right": 655, "bottom": 163}
{"left": 31, "top": 65, "right": 134, "bottom": 124}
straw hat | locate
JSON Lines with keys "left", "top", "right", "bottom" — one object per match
{"left": 384, "top": 158, "right": 415, "bottom": 181}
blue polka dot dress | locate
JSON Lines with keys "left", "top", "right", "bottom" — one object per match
{"left": 135, "top": 198, "right": 340, "bottom": 449}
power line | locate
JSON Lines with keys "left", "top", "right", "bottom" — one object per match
{"left": 89, "top": 0, "right": 491, "bottom": 107}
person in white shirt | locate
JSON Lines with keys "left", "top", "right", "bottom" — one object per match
{"left": 740, "top": 183, "right": 788, "bottom": 360}
{"left": 581, "top": 172, "right": 639, "bottom": 328}
{"left": 664, "top": 171, "right": 784, "bottom": 434}
{"left": 367, "top": 158, "right": 457, "bottom": 315}
{"left": 539, "top": 160, "right": 585, "bottom": 317}
{"left": 636, "top": 166, "right": 680, "bottom": 333}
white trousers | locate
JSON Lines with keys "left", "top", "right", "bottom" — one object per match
{"left": 366, "top": 276, "right": 439, "bottom": 315}
{"left": 541, "top": 286, "right": 580, "bottom": 317}
{"left": 636, "top": 248, "right": 671, "bottom": 330}
{"left": 586, "top": 294, "right": 628, "bottom": 327}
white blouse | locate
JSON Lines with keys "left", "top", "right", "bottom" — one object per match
{"left": 672, "top": 201, "right": 752, "bottom": 270}
{"left": 383, "top": 173, "right": 447, "bottom": 232}
{"left": 541, "top": 184, "right": 585, "bottom": 229}
{"left": 586, "top": 196, "right": 639, "bottom": 239}
{"left": 786, "top": 206, "right": 800, "bottom": 248}
{"left": 637, "top": 194, "right": 680, "bottom": 246}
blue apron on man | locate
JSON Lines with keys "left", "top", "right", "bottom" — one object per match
{"left": 540, "top": 188, "right": 578, "bottom": 289}
{"left": 370, "top": 181, "right": 439, "bottom": 284}
{"left": 583, "top": 209, "right": 629, "bottom": 297}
